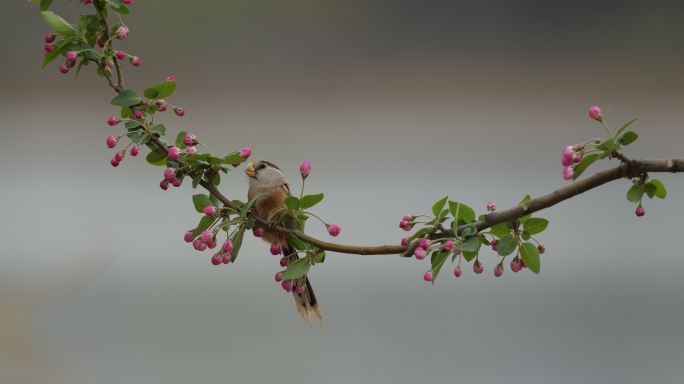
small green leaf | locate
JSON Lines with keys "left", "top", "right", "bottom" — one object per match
{"left": 455, "top": 236, "right": 479, "bottom": 252}
{"left": 145, "top": 146, "right": 168, "bottom": 166}
{"left": 520, "top": 242, "right": 541, "bottom": 274}
{"left": 649, "top": 179, "right": 667, "bottom": 199}
{"left": 39, "top": 0, "right": 54, "bottom": 11}
{"left": 241, "top": 193, "right": 264, "bottom": 217}
{"left": 432, "top": 196, "right": 448, "bottom": 217}
{"left": 282, "top": 258, "right": 310, "bottom": 280}
{"left": 192, "top": 216, "right": 216, "bottom": 238}
{"left": 490, "top": 222, "right": 511, "bottom": 238}
{"left": 626, "top": 185, "right": 644, "bottom": 203}
{"left": 40, "top": 11, "right": 76, "bottom": 36}
{"left": 111, "top": 89, "right": 142, "bottom": 107}
{"left": 572, "top": 153, "right": 600, "bottom": 180}
{"left": 230, "top": 227, "right": 246, "bottom": 262}
{"left": 430, "top": 251, "right": 450, "bottom": 283}
{"left": 301, "top": 194, "right": 324, "bottom": 209}
{"left": 287, "top": 233, "right": 308, "bottom": 251}
{"left": 448, "top": 201, "right": 476, "bottom": 224}
{"left": 223, "top": 152, "right": 245, "bottom": 165}
{"left": 615, "top": 118, "right": 636, "bottom": 139}
{"left": 523, "top": 218, "right": 549, "bottom": 235}
{"left": 462, "top": 248, "right": 479, "bottom": 262}
{"left": 596, "top": 138, "right": 615, "bottom": 152}
{"left": 143, "top": 81, "right": 176, "bottom": 100}
{"left": 497, "top": 235, "right": 517, "bottom": 256}
{"left": 150, "top": 124, "right": 166, "bottom": 135}
{"left": 285, "top": 196, "right": 300, "bottom": 211}
{"left": 617, "top": 131, "right": 638, "bottom": 146}
{"left": 192, "top": 194, "right": 212, "bottom": 213}
{"left": 192, "top": 173, "right": 203, "bottom": 189}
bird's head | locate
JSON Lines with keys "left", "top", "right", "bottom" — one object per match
{"left": 245, "top": 160, "right": 288, "bottom": 190}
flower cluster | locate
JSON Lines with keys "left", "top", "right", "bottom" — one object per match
{"left": 560, "top": 145, "right": 583, "bottom": 180}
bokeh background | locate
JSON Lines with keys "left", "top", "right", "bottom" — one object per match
{"left": 2, "top": 1, "right": 684, "bottom": 383}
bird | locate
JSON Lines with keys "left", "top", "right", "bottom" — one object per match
{"left": 245, "top": 160, "right": 323, "bottom": 324}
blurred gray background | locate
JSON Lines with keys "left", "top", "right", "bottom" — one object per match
{"left": 2, "top": 0, "right": 684, "bottom": 383}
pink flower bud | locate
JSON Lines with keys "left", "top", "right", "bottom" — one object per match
{"left": 211, "top": 253, "right": 222, "bottom": 266}
{"left": 44, "top": 43, "right": 54, "bottom": 53}
{"left": 159, "top": 179, "right": 169, "bottom": 191}
{"left": 158, "top": 101, "right": 168, "bottom": 112}
{"left": 122, "top": 0, "right": 133, "bottom": 5}
{"left": 562, "top": 166, "right": 574, "bottom": 181}
{"left": 299, "top": 160, "right": 311, "bottom": 179}
{"left": 107, "top": 116, "right": 120, "bottom": 126}
{"left": 418, "top": 238, "right": 430, "bottom": 249}
{"left": 399, "top": 220, "right": 411, "bottom": 231}
{"left": 494, "top": 264, "right": 504, "bottom": 277}
{"left": 200, "top": 230, "right": 214, "bottom": 244}
{"left": 115, "top": 50, "right": 126, "bottom": 60}
{"left": 114, "top": 150, "right": 125, "bottom": 162}
{"left": 183, "top": 133, "right": 196, "bottom": 146}
{"left": 185, "top": 146, "right": 197, "bottom": 155}
{"left": 571, "top": 153, "right": 582, "bottom": 164}
{"left": 167, "top": 146, "right": 181, "bottom": 160}
{"left": 327, "top": 223, "right": 341, "bottom": 237}
{"left": 134, "top": 110, "right": 143, "bottom": 119}
{"left": 491, "top": 240, "right": 498, "bottom": 252}
{"left": 207, "top": 239, "right": 217, "bottom": 250}
{"left": 184, "top": 230, "right": 195, "bottom": 243}
{"left": 131, "top": 56, "right": 141, "bottom": 66}
{"left": 203, "top": 205, "right": 217, "bottom": 216}
{"left": 239, "top": 146, "right": 252, "bottom": 159}
{"left": 588, "top": 105, "right": 603, "bottom": 122}
{"left": 635, "top": 204, "right": 645, "bottom": 217}
{"left": 423, "top": 271, "right": 433, "bottom": 282}
{"left": 130, "top": 145, "right": 140, "bottom": 157}
{"left": 106, "top": 135, "right": 118, "bottom": 148}
{"left": 510, "top": 258, "right": 522, "bottom": 273}
{"left": 110, "top": 158, "right": 120, "bottom": 168}
{"left": 116, "top": 26, "right": 130, "bottom": 40}
{"left": 275, "top": 272, "right": 283, "bottom": 282}
{"left": 414, "top": 247, "right": 427, "bottom": 260}
{"left": 44, "top": 34, "right": 56, "bottom": 43}
{"left": 402, "top": 215, "right": 413, "bottom": 222}
{"left": 401, "top": 237, "right": 409, "bottom": 247}
{"left": 253, "top": 227, "right": 264, "bottom": 237}
{"left": 166, "top": 75, "right": 176, "bottom": 82}
{"left": 66, "top": 51, "right": 78, "bottom": 62}
{"left": 97, "top": 39, "right": 105, "bottom": 48}
{"left": 172, "top": 179, "right": 182, "bottom": 188}
{"left": 486, "top": 200, "right": 496, "bottom": 212}
{"left": 563, "top": 146, "right": 574, "bottom": 158}
{"left": 443, "top": 240, "right": 454, "bottom": 252}
{"left": 281, "top": 280, "right": 293, "bottom": 293}
{"left": 453, "top": 265, "right": 462, "bottom": 278}
{"left": 193, "top": 239, "right": 206, "bottom": 251}
{"left": 222, "top": 240, "right": 234, "bottom": 253}
{"left": 473, "top": 262, "right": 484, "bottom": 275}
{"left": 270, "top": 244, "right": 282, "bottom": 255}
{"left": 561, "top": 154, "right": 574, "bottom": 167}
{"left": 280, "top": 257, "right": 288, "bottom": 267}
{"left": 173, "top": 106, "right": 185, "bottom": 117}
{"left": 222, "top": 254, "right": 232, "bottom": 264}
{"left": 59, "top": 64, "right": 69, "bottom": 74}
{"left": 163, "top": 167, "right": 177, "bottom": 182}
{"left": 83, "top": 0, "right": 93, "bottom": 4}
{"left": 295, "top": 284, "right": 305, "bottom": 295}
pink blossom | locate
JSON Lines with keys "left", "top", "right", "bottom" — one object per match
{"left": 185, "top": 146, "right": 197, "bottom": 155}
{"left": 270, "top": 244, "right": 282, "bottom": 255}
{"left": 66, "top": 51, "right": 78, "bottom": 62}
{"left": 122, "top": 0, "right": 134, "bottom": 5}
{"left": 44, "top": 43, "right": 54, "bottom": 53}
{"left": 562, "top": 166, "right": 574, "bottom": 180}
{"left": 172, "top": 179, "right": 182, "bottom": 188}
{"left": 473, "top": 262, "right": 484, "bottom": 275}
{"left": 193, "top": 239, "right": 207, "bottom": 251}
{"left": 222, "top": 254, "right": 232, "bottom": 264}
{"left": 44, "top": 34, "right": 56, "bottom": 43}
{"left": 116, "top": 26, "right": 130, "bottom": 40}
{"left": 200, "top": 230, "right": 214, "bottom": 244}
{"left": 453, "top": 266, "right": 462, "bottom": 278}
{"left": 159, "top": 179, "right": 169, "bottom": 191}
{"left": 134, "top": 110, "right": 143, "bottom": 119}
{"left": 130, "top": 145, "right": 140, "bottom": 157}
{"left": 163, "top": 167, "right": 177, "bottom": 181}
{"left": 635, "top": 204, "right": 645, "bottom": 217}
{"left": 211, "top": 253, "right": 222, "bottom": 266}
{"left": 166, "top": 75, "right": 176, "bottom": 82}
{"left": 107, "top": 116, "right": 120, "bottom": 126}
{"left": 203, "top": 205, "right": 217, "bottom": 216}
{"left": 173, "top": 106, "right": 185, "bottom": 117}
{"left": 400, "top": 237, "right": 409, "bottom": 247}
{"left": 106, "top": 135, "right": 118, "bottom": 149}
{"left": 295, "top": 284, "right": 305, "bottom": 295}
{"left": 443, "top": 240, "right": 454, "bottom": 252}
{"left": 183, "top": 133, "right": 196, "bottom": 146}
{"left": 158, "top": 101, "right": 168, "bottom": 112}
{"left": 280, "top": 257, "right": 288, "bottom": 267}
{"left": 494, "top": 264, "right": 504, "bottom": 277}
{"left": 59, "top": 64, "right": 69, "bottom": 74}
{"left": 167, "top": 146, "right": 181, "bottom": 160}
{"left": 327, "top": 223, "right": 341, "bottom": 237}
{"left": 486, "top": 200, "right": 496, "bottom": 212}
{"left": 423, "top": 271, "right": 433, "bottom": 282}
{"left": 115, "top": 50, "right": 126, "bottom": 60}
{"left": 222, "top": 240, "right": 234, "bottom": 253}
{"left": 275, "top": 272, "right": 283, "bottom": 282}
{"left": 510, "top": 258, "right": 522, "bottom": 273}
{"left": 114, "top": 150, "right": 125, "bottom": 162}
{"left": 253, "top": 227, "right": 264, "bottom": 237}
{"left": 414, "top": 247, "right": 427, "bottom": 260}
{"left": 588, "top": 105, "right": 603, "bottom": 122}
{"left": 299, "top": 160, "right": 311, "bottom": 179}
{"left": 418, "top": 238, "right": 430, "bottom": 249}
{"left": 239, "top": 147, "right": 252, "bottom": 159}
{"left": 130, "top": 56, "right": 141, "bottom": 67}
{"left": 110, "top": 158, "right": 120, "bottom": 168}
{"left": 184, "top": 230, "right": 195, "bottom": 243}
{"left": 281, "top": 280, "right": 293, "bottom": 293}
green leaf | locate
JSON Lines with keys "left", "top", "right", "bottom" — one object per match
{"left": 301, "top": 194, "right": 324, "bottom": 209}
{"left": 112, "top": 4, "right": 130, "bottom": 14}
{"left": 287, "top": 233, "right": 308, "bottom": 251}
{"left": 448, "top": 201, "right": 476, "bottom": 224}
{"left": 460, "top": 225, "right": 477, "bottom": 238}
{"left": 192, "top": 216, "right": 216, "bottom": 238}
{"left": 111, "top": 89, "right": 142, "bottom": 107}
{"left": 455, "top": 236, "right": 479, "bottom": 252}
{"left": 192, "top": 173, "right": 203, "bottom": 189}
{"left": 40, "top": 0, "right": 53, "bottom": 11}
{"left": 192, "top": 194, "right": 212, "bottom": 213}
{"left": 462, "top": 247, "right": 480, "bottom": 262}
{"left": 596, "top": 138, "right": 615, "bottom": 152}
{"left": 497, "top": 235, "right": 517, "bottom": 256}
{"left": 282, "top": 258, "right": 310, "bottom": 280}
{"left": 649, "top": 179, "right": 667, "bottom": 199}
{"left": 490, "top": 222, "right": 511, "bottom": 238}
{"left": 432, "top": 196, "right": 448, "bottom": 217}
{"left": 626, "top": 185, "right": 644, "bottom": 203}
{"left": 145, "top": 146, "right": 168, "bottom": 166}
{"left": 520, "top": 242, "right": 541, "bottom": 274}
{"left": 230, "top": 227, "right": 246, "bottom": 262}
{"left": 241, "top": 193, "right": 264, "bottom": 217}
{"left": 143, "top": 81, "right": 176, "bottom": 100}
{"left": 150, "top": 124, "right": 166, "bottom": 135}
{"left": 572, "top": 153, "right": 600, "bottom": 180}
{"left": 430, "top": 251, "right": 450, "bottom": 283}
{"left": 40, "top": 11, "right": 76, "bottom": 36}
{"left": 175, "top": 131, "right": 188, "bottom": 149}
{"left": 617, "top": 131, "right": 638, "bottom": 146}
{"left": 105, "top": 0, "right": 123, "bottom": 7}
{"left": 285, "top": 196, "right": 300, "bottom": 211}
{"left": 615, "top": 118, "right": 637, "bottom": 139}
{"left": 223, "top": 152, "right": 246, "bottom": 165}
{"left": 523, "top": 218, "right": 549, "bottom": 235}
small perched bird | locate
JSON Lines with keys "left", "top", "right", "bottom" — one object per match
{"left": 245, "top": 160, "right": 323, "bottom": 323}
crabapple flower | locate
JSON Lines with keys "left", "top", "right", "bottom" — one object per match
{"left": 299, "top": 160, "right": 311, "bottom": 179}
{"left": 106, "top": 135, "right": 118, "bottom": 148}
{"left": 116, "top": 26, "right": 130, "bottom": 40}
{"left": 130, "top": 145, "right": 140, "bottom": 157}
{"left": 635, "top": 203, "right": 645, "bottom": 217}
{"left": 414, "top": 247, "right": 427, "bottom": 260}
{"left": 184, "top": 230, "right": 195, "bottom": 243}
{"left": 222, "top": 240, "right": 234, "bottom": 253}
{"left": 494, "top": 264, "right": 504, "bottom": 277}
{"left": 44, "top": 34, "right": 55, "bottom": 43}
{"left": 253, "top": 227, "right": 264, "bottom": 237}
{"left": 131, "top": 56, "right": 141, "bottom": 66}
{"left": 443, "top": 239, "right": 454, "bottom": 252}
{"left": 453, "top": 266, "right": 462, "bottom": 278}
{"left": 473, "top": 262, "right": 484, "bottom": 275}
{"left": 562, "top": 166, "right": 574, "bottom": 180}
{"left": 66, "top": 51, "right": 78, "bottom": 62}
{"left": 185, "top": 146, "right": 197, "bottom": 155}
{"left": 239, "top": 147, "right": 252, "bottom": 159}
{"left": 423, "top": 271, "right": 433, "bottom": 282}
{"left": 166, "top": 75, "right": 176, "bottom": 82}
{"left": 167, "top": 146, "right": 181, "bottom": 160}
{"left": 107, "top": 116, "right": 120, "bottom": 126}
{"left": 270, "top": 244, "right": 282, "bottom": 255}
{"left": 163, "top": 167, "right": 176, "bottom": 181}
{"left": 275, "top": 272, "right": 283, "bottom": 282}
{"left": 200, "top": 230, "right": 214, "bottom": 244}
{"left": 281, "top": 280, "right": 293, "bottom": 292}
{"left": 115, "top": 50, "right": 126, "bottom": 60}
{"left": 59, "top": 64, "right": 69, "bottom": 74}
{"left": 327, "top": 223, "right": 341, "bottom": 237}
{"left": 203, "top": 205, "right": 217, "bottom": 216}
{"left": 588, "top": 105, "right": 603, "bottom": 122}
{"left": 173, "top": 106, "right": 185, "bottom": 117}
{"left": 183, "top": 133, "right": 196, "bottom": 146}
{"left": 486, "top": 200, "right": 496, "bottom": 212}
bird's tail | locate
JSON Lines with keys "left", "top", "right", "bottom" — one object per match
{"left": 284, "top": 246, "right": 323, "bottom": 324}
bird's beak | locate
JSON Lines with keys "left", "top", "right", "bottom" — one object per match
{"left": 245, "top": 162, "right": 256, "bottom": 178}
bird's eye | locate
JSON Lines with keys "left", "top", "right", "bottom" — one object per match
{"left": 258, "top": 163, "right": 267, "bottom": 170}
